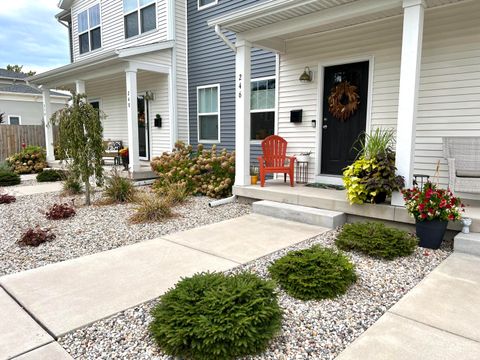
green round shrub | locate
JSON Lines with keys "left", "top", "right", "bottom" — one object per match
{"left": 36, "top": 170, "right": 64, "bottom": 182}
{"left": 0, "top": 170, "right": 21, "bottom": 186}
{"left": 150, "top": 272, "right": 282, "bottom": 360}
{"left": 268, "top": 245, "right": 356, "bottom": 301}
{"left": 335, "top": 222, "right": 417, "bottom": 260}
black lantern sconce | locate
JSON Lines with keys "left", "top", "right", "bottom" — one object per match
{"left": 154, "top": 114, "right": 162, "bottom": 128}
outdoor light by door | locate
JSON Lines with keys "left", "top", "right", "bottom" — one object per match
{"left": 145, "top": 90, "right": 155, "bottom": 101}
{"left": 311, "top": 119, "right": 317, "bottom": 128}
{"left": 154, "top": 114, "right": 162, "bottom": 128}
{"left": 299, "top": 66, "right": 313, "bottom": 83}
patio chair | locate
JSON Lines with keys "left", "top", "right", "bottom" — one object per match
{"left": 258, "top": 135, "right": 296, "bottom": 187}
{"left": 443, "top": 137, "right": 480, "bottom": 193}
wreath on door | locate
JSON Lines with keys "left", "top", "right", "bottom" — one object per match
{"left": 328, "top": 81, "right": 360, "bottom": 121}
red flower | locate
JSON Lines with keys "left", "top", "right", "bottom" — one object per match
{"left": 439, "top": 199, "right": 447, "bottom": 208}
{"left": 421, "top": 213, "right": 427, "bottom": 219}
{"left": 448, "top": 214, "right": 455, "bottom": 220}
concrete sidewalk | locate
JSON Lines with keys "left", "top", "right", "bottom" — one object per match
{"left": 0, "top": 214, "right": 326, "bottom": 358}
{"left": 4, "top": 182, "right": 63, "bottom": 196}
{"left": 336, "top": 253, "right": 480, "bottom": 360}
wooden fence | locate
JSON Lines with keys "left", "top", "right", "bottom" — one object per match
{"left": 0, "top": 125, "right": 58, "bottom": 161}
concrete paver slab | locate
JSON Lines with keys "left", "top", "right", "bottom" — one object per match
{"left": 335, "top": 312, "right": 480, "bottom": 360}
{"left": 0, "top": 288, "right": 53, "bottom": 360}
{"left": 389, "top": 253, "right": 480, "bottom": 342}
{"left": 12, "top": 342, "right": 73, "bottom": 360}
{"left": 0, "top": 238, "right": 237, "bottom": 337}
{"left": 5, "top": 182, "right": 63, "bottom": 196}
{"left": 162, "top": 214, "right": 327, "bottom": 263}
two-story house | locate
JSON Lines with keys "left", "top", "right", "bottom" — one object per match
{"left": 30, "top": 0, "right": 189, "bottom": 174}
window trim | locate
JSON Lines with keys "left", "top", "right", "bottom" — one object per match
{"left": 7, "top": 115, "right": 21, "bottom": 125}
{"left": 78, "top": 3, "right": 102, "bottom": 55}
{"left": 123, "top": 0, "right": 157, "bottom": 39}
{"left": 250, "top": 76, "right": 276, "bottom": 143}
{"left": 197, "top": 84, "right": 221, "bottom": 144}
{"left": 197, "top": 0, "right": 218, "bottom": 11}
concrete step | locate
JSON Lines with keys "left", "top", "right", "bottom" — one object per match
{"left": 454, "top": 232, "right": 480, "bottom": 257}
{"left": 252, "top": 200, "right": 346, "bottom": 228}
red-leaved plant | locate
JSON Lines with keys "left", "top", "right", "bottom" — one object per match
{"left": 18, "top": 227, "right": 56, "bottom": 247}
{"left": 0, "top": 193, "right": 16, "bottom": 204}
{"left": 402, "top": 182, "right": 464, "bottom": 222}
{"left": 45, "top": 202, "right": 76, "bottom": 220}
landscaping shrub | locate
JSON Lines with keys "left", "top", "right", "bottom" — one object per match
{"left": 0, "top": 194, "right": 16, "bottom": 204}
{"left": 336, "top": 222, "right": 417, "bottom": 260}
{"left": 0, "top": 170, "right": 21, "bottom": 186}
{"left": 45, "top": 203, "right": 76, "bottom": 220}
{"left": 103, "top": 171, "right": 136, "bottom": 203}
{"left": 63, "top": 175, "right": 83, "bottom": 195}
{"left": 268, "top": 245, "right": 357, "bottom": 301}
{"left": 129, "top": 194, "right": 173, "bottom": 223}
{"left": 18, "top": 227, "right": 56, "bottom": 247}
{"left": 161, "top": 180, "right": 189, "bottom": 205}
{"left": 6, "top": 145, "right": 47, "bottom": 174}
{"left": 150, "top": 272, "right": 282, "bottom": 360}
{"left": 151, "top": 142, "right": 235, "bottom": 199}
{"left": 36, "top": 169, "right": 65, "bottom": 182}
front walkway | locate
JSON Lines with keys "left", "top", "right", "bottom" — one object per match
{"left": 336, "top": 252, "right": 480, "bottom": 360}
{"left": 4, "top": 182, "right": 63, "bottom": 197}
{"left": 0, "top": 214, "right": 326, "bottom": 359}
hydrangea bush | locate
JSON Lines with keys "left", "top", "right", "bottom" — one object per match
{"left": 6, "top": 145, "right": 47, "bottom": 174}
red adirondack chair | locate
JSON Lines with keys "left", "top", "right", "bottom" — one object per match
{"left": 258, "top": 135, "right": 296, "bottom": 187}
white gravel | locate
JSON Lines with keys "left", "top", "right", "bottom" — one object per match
{"left": 58, "top": 228, "right": 452, "bottom": 360}
{"left": 0, "top": 190, "right": 250, "bottom": 276}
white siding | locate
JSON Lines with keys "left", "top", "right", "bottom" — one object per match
{"left": 71, "top": 0, "right": 168, "bottom": 63}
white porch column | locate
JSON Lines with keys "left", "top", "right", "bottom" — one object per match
{"left": 125, "top": 70, "right": 140, "bottom": 172}
{"left": 75, "top": 80, "right": 86, "bottom": 94}
{"left": 42, "top": 88, "right": 55, "bottom": 162}
{"left": 235, "top": 40, "right": 251, "bottom": 186}
{"left": 392, "top": 0, "right": 425, "bottom": 206}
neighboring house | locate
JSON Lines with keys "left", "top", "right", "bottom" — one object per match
{"left": 0, "top": 69, "right": 68, "bottom": 125}
{"left": 209, "top": 0, "right": 480, "bottom": 203}
{"left": 187, "top": 0, "right": 276, "bottom": 165}
{"left": 29, "top": 0, "right": 188, "bottom": 174}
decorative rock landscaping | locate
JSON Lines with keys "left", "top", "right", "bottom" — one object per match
{"left": 58, "top": 229, "right": 452, "bottom": 360}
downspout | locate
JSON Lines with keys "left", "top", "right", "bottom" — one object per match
{"left": 56, "top": 17, "right": 73, "bottom": 64}
{"left": 208, "top": 195, "right": 237, "bottom": 208}
{"left": 214, "top": 25, "right": 236, "bottom": 53}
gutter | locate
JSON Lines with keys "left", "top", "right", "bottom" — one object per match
{"left": 214, "top": 25, "right": 236, "bottom": 53}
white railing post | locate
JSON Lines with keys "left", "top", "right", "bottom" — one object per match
{"left": 42, "top": 88, "right": 55, "bottom": 162}
{"left": 126, "top": 70, "right": 140, "bottom": 172}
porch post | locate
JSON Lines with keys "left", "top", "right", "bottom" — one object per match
{"left": 125, "top": 70, "right": 140, "bottom": 172}
{"left": 42, "top": 88, "right": 55, "bottom": 162}
{"left": 392, "top": 0, "right": 425, "bottom": 206}
{"left": 235, "top": 39, "right": 251, "bottom": 186}
{"left": 75, "top": 80, "right": 86, "bottom": 95}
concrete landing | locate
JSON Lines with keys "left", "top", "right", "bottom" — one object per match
{"left": 454, "top": 232, "right": 480, "bottom": 257}
{"left": 12, "top": 343, "right": 73, "bottom": 360}
{"left": 336, "top": 253, "right": 480, "bottom": 360}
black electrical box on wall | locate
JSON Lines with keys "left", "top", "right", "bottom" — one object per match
{"left": 290, "top": 109, "right": 303, "bottom": 123}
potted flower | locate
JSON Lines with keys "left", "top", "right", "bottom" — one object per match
{"left": 119, "top": 147, "right": 129, "bottom": 170}
{"left": 296, "top": 151, "right": 312, "bottom": 163}
{"left": 402, "top": 182, "right": 464, "bottom": 249}
{"left": 250, "top": 166, "right": 259, "bottom": 185}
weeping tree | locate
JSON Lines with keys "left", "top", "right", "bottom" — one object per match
{"left": 51, "top": 94, "right": 104, "bottom": 205}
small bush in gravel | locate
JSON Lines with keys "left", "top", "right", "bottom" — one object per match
{"left": 0, "top": 193, "right": 16, "bottom": 204}
{"left": 103, "top": 172, "right": 136, "bottom": 203}
{"left": 336, "top": 222, "right": 417, "bottom": 260}
{"left": 0, "top": 170, "right": 21, "bottom": 186}
{"left": 63, "top": 175, "right": 83, "bottom": 195}
{"left": 162, "top": 181, "right": 188, "bottom": 205}
{"left": 129, "top": 194, "right": 173, "bottom": 223}
{"left": 5, "top": 145, "right": 47, "bottom": 174}
{"left": 150, "top": 272, "right": 282, "bottom": 360}
{"left": 36, "top": 169, "right": 65, "bottom": 182}
{"left": 269, "top": 245, "right": 357, "bottom": 301}
{"left": 18, "top": 227, "right": 56, "bottom": 247}
{"left": 45, "top": 202, "right": 76, "bottom": 220}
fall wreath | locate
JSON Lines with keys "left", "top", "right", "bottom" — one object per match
{"left": 328, "top": 81, "right": 360, "bottom": 121}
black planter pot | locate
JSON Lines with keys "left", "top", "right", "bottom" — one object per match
{"left": 415, "top": 219, "right": 448, "bottom": 249}
{"left": 121, "top": 156, "right": 129, "bottom": 171}
{"left": 371, "top": 192, "right": 387, "bottom": 204}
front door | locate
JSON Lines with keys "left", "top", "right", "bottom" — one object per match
{"left": 321, "top": 61, "right": 369, "bottom": 175}
{"left": 138, "top": 95, "right": 149, "bottom": 160}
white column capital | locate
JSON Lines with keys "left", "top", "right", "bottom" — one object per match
{"left": 125, "top": 68, "right": 138, "bottom": 74}
{"left": 75, "top": 80, "right": 86, "bottom": 95}
{"left": 403, "top": 0, "right": 426, "bottom": 9}
{"left": 235, "top": 39, "right": 252, "bottom": 49}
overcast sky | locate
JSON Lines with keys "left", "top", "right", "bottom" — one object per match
{"left": 0, "top": 0, "right": 70, "bottom": 74}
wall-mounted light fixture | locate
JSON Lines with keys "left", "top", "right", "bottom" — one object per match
{"left": 154, "top": 114, "right": 162, "bottom": 128}
{"left": 311, "top": 119, "right": 317, "bottom": 128}
{"left": 299, "top": 66, "right": 313, "bottom": 83}
{"left": 145, "top": 90, "right": 155, "bottom": 101}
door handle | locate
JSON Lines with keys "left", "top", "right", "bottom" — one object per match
{"left": 322, "top": 124, "right": 328, "bottom": 130}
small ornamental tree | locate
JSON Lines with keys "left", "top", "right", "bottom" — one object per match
{"left": 51, "top": 94, "right": 104, "bottom": 205}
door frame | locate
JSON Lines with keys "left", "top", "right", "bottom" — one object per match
{"left": 314, "top": 55, "right": 374, "bottom": 185}
{"left": 137, "top": 93, "right": 151, "bottom": 161}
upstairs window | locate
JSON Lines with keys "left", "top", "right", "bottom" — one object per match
{"left": 250, "top": 78, "right": 275, "bottom": 141}
{"left": 123, "top": 0, "right": 156, "bottom": 39}
{"left": 78, "top": 4, "right": 101, "bottom": 54}
{"left": 197, "top": 85, "right": 220, "bottom": 143}
{"left": 198, "top": 0, "right": 218, "bottom": 10}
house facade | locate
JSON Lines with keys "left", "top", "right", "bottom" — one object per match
{"left": 30, "top": 0, "right": 189, "bottom": 173}
{"left": 0, "top": 69, "right": 67, "bottom": 126}
{"left": 209, "top": 0, "right": 480, "bottom": 203}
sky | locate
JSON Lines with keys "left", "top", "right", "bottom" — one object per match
{"left": 0, "top": 0, "right": 70, "bottom": 74}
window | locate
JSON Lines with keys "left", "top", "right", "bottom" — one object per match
{"left": 123, "top": 0, "right": 156, "bottom": 39}
{"left": 78, "top": 4, "right": 101, "bottom": 54}
{"left": 198, "top": 0, "right": 218, "bottom": 10}
{"left": 250, "top": 78, "right": 275, "bottom": 141}
{"left": 8, "top": 116, "right": 21, "bottom": 125}
{"left": 197, "top": 85, "right": 220, "bottom": 142}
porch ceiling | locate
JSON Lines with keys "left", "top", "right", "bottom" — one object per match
{"left": 209, "top": 0, "right": 469, "bottom": 51}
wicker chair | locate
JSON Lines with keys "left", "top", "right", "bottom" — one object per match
{"left": 443, "top": 137, "right": 480, "bottom": 193}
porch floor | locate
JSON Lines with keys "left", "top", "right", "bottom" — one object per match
{"left": 234, "top": 180, "right": 480, "bottom": 233}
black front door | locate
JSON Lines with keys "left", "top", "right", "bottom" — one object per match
{"left": 137, "top": 96, "right": 149, "bottom": 159}
{"left": 321, "top": 61, "right": 369, "bottom": 175}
